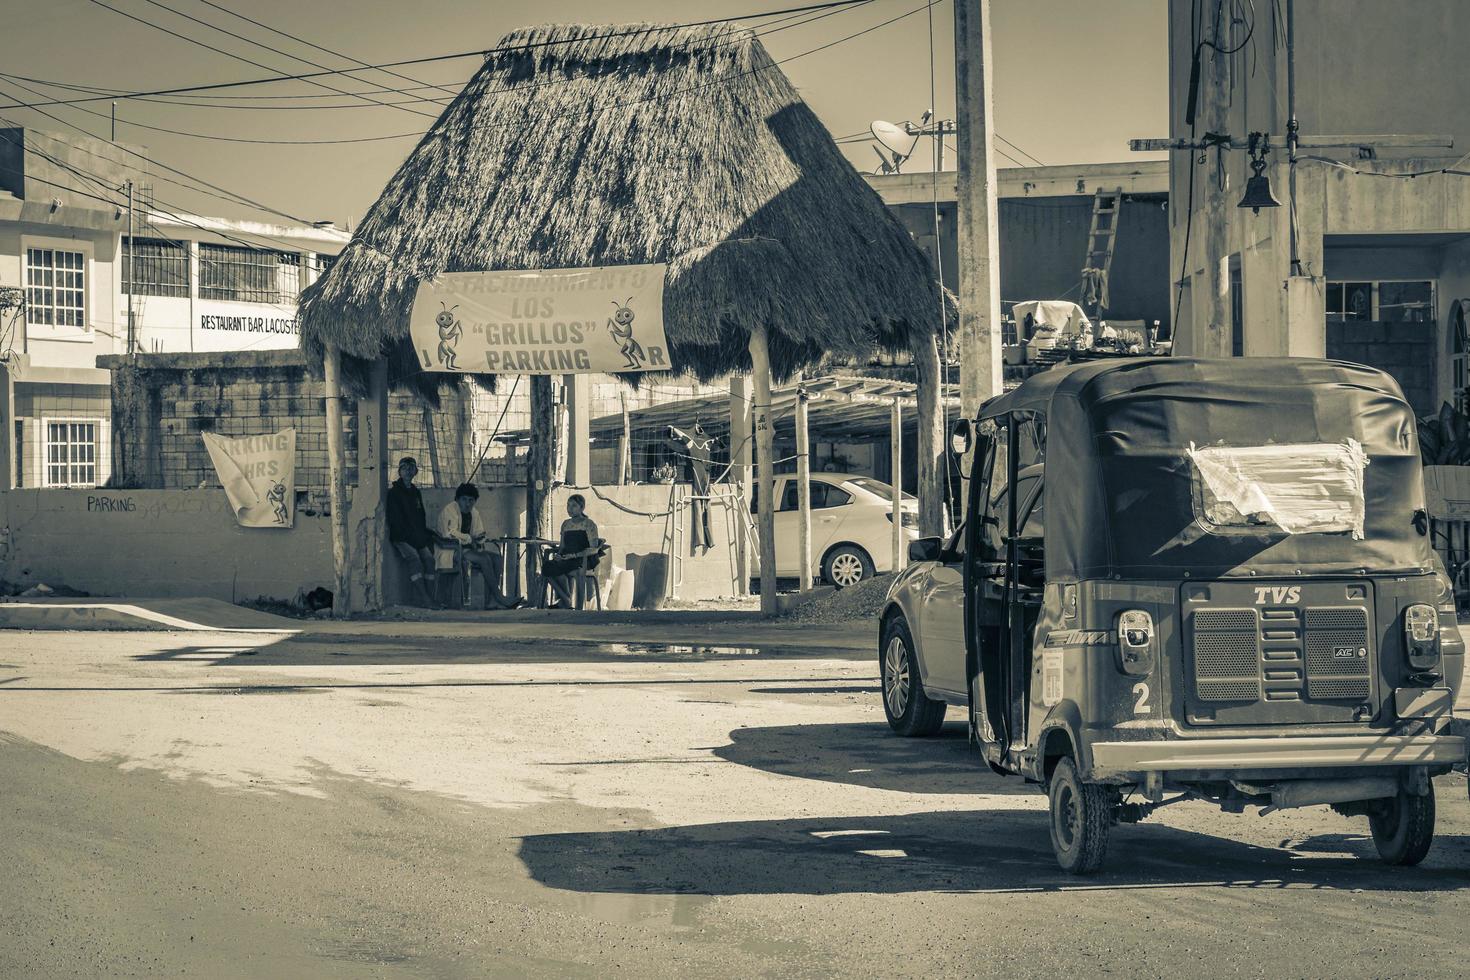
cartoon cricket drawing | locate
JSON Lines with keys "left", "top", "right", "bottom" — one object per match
{"left": 607, "top": 297, "right": 646, "bottom": 370}
{"left": 267, "top": 481, "right": 289, "bottom": 525}
{"left": 435, "top": 302, "right": 463, "bottom": 370}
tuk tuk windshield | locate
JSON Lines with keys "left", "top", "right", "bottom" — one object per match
{"left": 1188, "top": 439, "right": 1368, "bottom": 539}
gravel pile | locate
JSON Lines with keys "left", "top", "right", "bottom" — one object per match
{"left": 782, "top": 573, "right": 896, "bottom": 624}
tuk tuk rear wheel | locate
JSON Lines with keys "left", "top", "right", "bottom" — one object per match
{"left": 1369, "top": 784, "right": 1436, "bottom": 866}
{"left": 880, "top": 616, "right": 946, "bottom": 737}
{"left": 1048, "top": 758, "right": 1112, "bottom": 875}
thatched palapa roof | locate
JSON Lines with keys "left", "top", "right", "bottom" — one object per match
{"left": 299, "top": 22, "right": 944, "bottom": 395}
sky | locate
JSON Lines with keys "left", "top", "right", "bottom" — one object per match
{"left": 1, "top": 0, "right": 1167, "bottom": 228}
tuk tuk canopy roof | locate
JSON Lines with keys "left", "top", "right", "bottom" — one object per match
{"left": 984, "top": 358, "right": 1435, "bottom": 580}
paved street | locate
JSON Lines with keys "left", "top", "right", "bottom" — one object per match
{"left": 4, "top": 627, "right": 1470, "bottom": 978}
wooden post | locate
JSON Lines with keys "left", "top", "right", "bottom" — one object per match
{"left": 0, "top": 358, "right": 14, "bottom": 491}
{"left": 323, "top": 345, "right": 350, "bottom": 618}
{"left": 347, "top": 359, "right": 389, "bottom": 613}
{"left": 913, "top": 331, "right": 945, "bottom": 536}
{"left": 954, "top": 0, "right": 1003, "bottom": 418}
{"left": 564, "top": 374, "right": 590, "bottom": 485}
{"left": 748, "top": 324, "right": 778, "bottom": 617}
{"left": 728, "top": 374, "right": 753, "bottom": 596}
{"left": 617, "top": 391, "right": 631, "bottom": 485}
{"left": 526, "top": 375, "right": 555, "bottom": 590}
{"left": 890, "top": 396, "right": 904, "bottom": 573}
{"left": 795, "top": 379, "right": 812, "bottom": 592}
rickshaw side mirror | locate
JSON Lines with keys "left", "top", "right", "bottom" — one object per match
{"left": 909, "top": 536, "right": 943, "bottom": 563}
{"left": 950, "top": 418, "right": 973, "bottom": 457}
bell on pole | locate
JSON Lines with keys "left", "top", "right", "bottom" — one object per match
{"left": 1238, "top": 132, "right": 1282, "bottom": 214}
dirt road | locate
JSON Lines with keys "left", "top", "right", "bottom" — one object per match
{"left": 2, "top": 628, "right": 1468, "bottom": 977}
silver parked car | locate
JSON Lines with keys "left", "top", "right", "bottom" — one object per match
{"left": 876, "top": 464, "right": 1042, "bottom": 733}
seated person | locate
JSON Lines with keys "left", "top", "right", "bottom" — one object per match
{"left": 386, "top": 455, "right": 439, "bottom": 609}
{"left": 540, "top": 494, "right": 603, "bottom": 608}
{"left": 436, "top": 483, "right": 519, "bottom": 610}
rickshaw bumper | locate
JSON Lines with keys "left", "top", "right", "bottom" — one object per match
{"left": 1089, "top": 733, "right": 1466, "bottom": 780}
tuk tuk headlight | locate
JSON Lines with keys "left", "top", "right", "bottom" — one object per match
{"left": 1404, "top": 603, "right": 1441, "bottom": 671}
{"left": 1116, "top": 609, "right": 1156, "bottom": 676}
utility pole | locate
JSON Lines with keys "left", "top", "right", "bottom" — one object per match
{"left": 1200, "top": 4, "right": 1231, "bottom": 357}
{"left": 125, "top": 178, "right": 135, "bottom": 358}
{"left": 953, "top": 0, "right": 1002, "bottom": 418}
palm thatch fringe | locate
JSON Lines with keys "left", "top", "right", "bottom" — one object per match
{"left": 299, "top": 22, "right": 944, "bottom": 397}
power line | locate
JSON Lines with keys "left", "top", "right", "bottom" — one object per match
{"left": 4, "top": 1, "right": 896, "bottom": 146}
{"left": 190, "top": 0, "right": 460, "bottom": 106}
{"left": 0, "top": 0, "right": 878, "bottom": 111}
{"left": 5, "top": 129, "right": 320, "bottom": 255}
{"left": 0, "top": 5, "right": 874, "bottom": 115}
{"left": 995, "top": 133, "right": 1044, "bottom": 167}
{"left": 87, "top": 0, "right": 440, "bottom": 120}
{"left": 0, "top": 75, "right": 318, "bottom": 221}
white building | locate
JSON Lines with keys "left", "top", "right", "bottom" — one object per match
{"left": 0, "top": 128, "right": 347, "bottom": 489}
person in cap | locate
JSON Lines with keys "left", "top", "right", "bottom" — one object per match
{"left": 436, "top": 482, "right": 519, "bottom": 609}
{"left": 386, "top": 456, "right": 439, "bottom": 608}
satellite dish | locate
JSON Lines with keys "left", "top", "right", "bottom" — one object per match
{"left": 870, "top": 120, "right": 919, "bottom": 163}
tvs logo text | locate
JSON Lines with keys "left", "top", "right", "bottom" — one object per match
{"left": 1253, "top": 586, "right": 1301, "bottom": 605}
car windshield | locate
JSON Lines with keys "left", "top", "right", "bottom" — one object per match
{"left": 847, "top": 478, "right": 915, "bottom": 503}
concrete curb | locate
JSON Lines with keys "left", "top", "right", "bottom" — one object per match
{"left": 0, "top": 602, "right": 299, "bottom": 634}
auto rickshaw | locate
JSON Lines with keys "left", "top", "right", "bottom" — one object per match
{"left": 886, "top": 358, "right": 1465, "bottom": 873}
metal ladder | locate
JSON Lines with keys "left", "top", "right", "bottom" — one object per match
{"left": 1081, "top": 187, "right": 1123, "bottom": 315}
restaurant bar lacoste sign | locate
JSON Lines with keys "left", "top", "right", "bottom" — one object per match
{"left": 407, "top": 263, "right": 671, "bottom": 374}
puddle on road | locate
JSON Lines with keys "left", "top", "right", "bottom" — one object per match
{"left": 589, "top": 642, "right": 762, "bottom": 658}
{"left": 166, "top": 686, "right": 324, "bottom": 696}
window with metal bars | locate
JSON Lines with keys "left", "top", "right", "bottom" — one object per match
{"left": 199, "top": 244, "right": 301, "bottom": 304}
{"left": 122, "top": 237, "right": 190, "bottom": 298}
{"left": 26, "top": 247, "right": 86, "bottom": 327}
{"left": 44, "top": 420, "right": 98, "bottom": 487}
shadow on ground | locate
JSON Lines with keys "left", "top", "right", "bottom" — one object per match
{"left": 129, "top": 636, "right": 870, "bottom": 666}
{"left": 713, "top": 721, "right": 1011, "bottom": 796}
{"left": 518, "top": 807, "right": 1470, "bottom": 896}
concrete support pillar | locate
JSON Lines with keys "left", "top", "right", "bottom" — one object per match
{"left": 954, "top": 0, "right": 1003, "bottom": 416}
{"left": 728, "top": 374, "right": 753, "bottom": 596}
{"left": 347, "top": 359, "right": 389, "bottom": 613}
{"left": 564, "top": 373, "right": 591, "bottom": 485}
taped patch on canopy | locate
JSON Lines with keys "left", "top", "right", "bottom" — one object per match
{"left": 1187, "top": 439, "right": 1368, "bottom": 539}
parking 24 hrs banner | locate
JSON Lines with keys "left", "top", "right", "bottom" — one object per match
{"left": 407, "top": 263, "right": 670, "bottom": 375}
{"left": 201, "top": 429, "right": 296, "bottom": 528}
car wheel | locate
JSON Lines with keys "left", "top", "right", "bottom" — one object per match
{"left": 880, "top": 616, "right": 946, "bottom": 736}
{"left": 1369, "top": 784, "right": 1436, "bottom": 866}
{"left": 1048, "top": 757, "right": 1113, "bottom": 875}
{"left": 823, "top": 545, "right": 874, "bottom": 588}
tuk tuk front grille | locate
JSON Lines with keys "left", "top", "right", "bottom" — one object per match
{"left": 1193, "top": 609, "right": 1263, "bottom": 702}
{"left": 1185, "top": 591, "right": 1376, "bottom": 720}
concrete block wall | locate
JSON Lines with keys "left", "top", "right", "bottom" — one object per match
{"left": 0, "top": 488, "right": 336, "bottom": 601}
{"left": 1327, "top": 320, "right": 1437, "bottom": 416}
{"left": 0, "top": 480, "right": 743, "bottom": 604}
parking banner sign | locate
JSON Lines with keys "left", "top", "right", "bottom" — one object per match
{"left": 202, "top": 429, "right": 296, "bottom": 528}
{"left": 407, "top": 263, "right": 670, "bottom": 375}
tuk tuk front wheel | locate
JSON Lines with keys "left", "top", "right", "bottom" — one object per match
{"left": 1369, "top": 784, "right": 1436, "bottom": 866}
{"left": 1048, "top": 758, "right": 1112, "bottom": 875}
{"left": 880, "top": 616, "right": 946, "bottom": 737}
